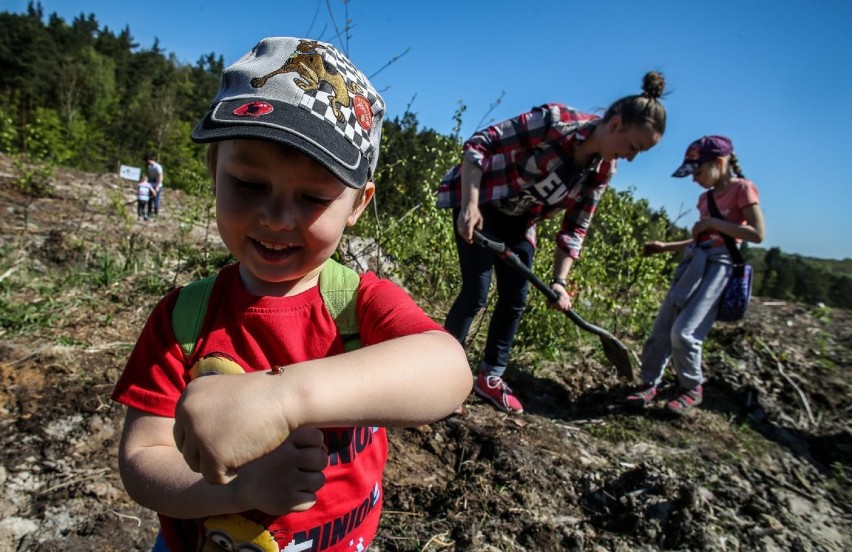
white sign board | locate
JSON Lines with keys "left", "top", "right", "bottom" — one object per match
{"left": 119, "top": 165, "right": 142, "bottom": 181}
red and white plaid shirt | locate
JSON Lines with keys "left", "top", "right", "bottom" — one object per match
{"left": 437, "top": 103, "right": 615, "bottom": 258}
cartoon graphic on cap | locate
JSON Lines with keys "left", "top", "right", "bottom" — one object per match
{"left": 191, "top": 36, "right": 385, "bottom": 190}
{"left": 250, "top": 39, "right": 366, "bottom": 125}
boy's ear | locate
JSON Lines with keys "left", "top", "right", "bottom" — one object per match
{"left": 347, "top": 181, "right": 375, "bottom": 226}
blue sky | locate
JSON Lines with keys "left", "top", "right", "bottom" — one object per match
{"left": 8, "top": 0, "right": 852, "bottom": 259}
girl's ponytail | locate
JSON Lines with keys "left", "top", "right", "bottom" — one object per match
{"left": 729, "top": 153, "right": 746, "bottom": 179}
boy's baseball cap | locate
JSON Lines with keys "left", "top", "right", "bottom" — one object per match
{"left": 672, "top": 135, "right": 734, "bottom": 177}
{"left": 191, "top": 37, "right": 385, "bottom": 189}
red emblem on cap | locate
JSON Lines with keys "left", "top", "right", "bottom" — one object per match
{"left": 233, "top": 101, "right": 274, "bottom": 117}
{"left": 353, "top": 95, "right": 372, "bottom": 130}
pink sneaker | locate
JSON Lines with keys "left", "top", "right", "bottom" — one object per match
{"left": 625, "top": 383, "right": 658, "bottom": 409}
{"left": 474, "top": 372, "right": 524, "bottom": 413}
{"left": 666, "top": 384, "right": 703, "bottom": 416}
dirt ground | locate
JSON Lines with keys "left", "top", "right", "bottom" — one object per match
{"left": 0, "top": 155, "right": 850, "bottom": 551}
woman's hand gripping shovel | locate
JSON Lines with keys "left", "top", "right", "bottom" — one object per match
{"left": 472, "top": 230, "right": 635, "bottom": 380}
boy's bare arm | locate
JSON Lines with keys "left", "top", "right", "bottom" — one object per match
{"left": 174, "top": 330, "right": 471, "bottom": 484}
{"left": 120, "top": 408, "right": 327, "bottom": 517}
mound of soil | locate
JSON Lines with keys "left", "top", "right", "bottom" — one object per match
{"left": 0, "top": 155, "right": 849, "bottom": 551}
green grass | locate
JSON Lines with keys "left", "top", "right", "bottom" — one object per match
{"left": 0, "top": 296, "right": 57, "bottom": 333}
{"left": 585, "top": 415, "right": 655, "bottom": 443}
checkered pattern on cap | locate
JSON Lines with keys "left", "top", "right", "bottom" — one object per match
{"left": 296, "top": 42, "right": 384, "bottom": 175}
{"left": 191, "top": 37, "right": 385, "bottom": 189}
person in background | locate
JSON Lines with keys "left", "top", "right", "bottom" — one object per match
{"left": 437, "top": 72, "right": 668, "bottom": 414}
{"left": 626, "top": 135, "right": 765, "bottom": 415}
{"left": 144, "top": 153, "right": 164, "bottom": 218}
{"left": 113, "top": 37, "right": 471, "bottom": 552}
{"left": 136, "top": 177, "right": 154, "bottom": 221}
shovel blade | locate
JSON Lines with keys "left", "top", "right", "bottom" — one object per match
{"left": 600, "top": 336, "right": 635, "bottom": 380}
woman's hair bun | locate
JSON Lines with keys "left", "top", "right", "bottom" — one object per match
{"left": 642, "top": 71, "right": 666, "bottom": 100}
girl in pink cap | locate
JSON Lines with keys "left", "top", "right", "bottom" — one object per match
{"left": 626, "top": 135, "right": 766, "bottom": 415}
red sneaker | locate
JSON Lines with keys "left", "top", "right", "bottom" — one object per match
{"left": 473, "top": 372, "right": 524, "bottom": 413}
{"left": 666, "top": 385, "right": 703, "bottom": 416}
{"left": 625, "top": 383, "right": 658, "bottom": 409}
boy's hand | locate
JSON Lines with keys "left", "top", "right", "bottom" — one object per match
{"left": 173, "top": 371, "right": 293, "bottom": 484}
{"left": 234, "top": 428, "right": 328, "bottom": 515}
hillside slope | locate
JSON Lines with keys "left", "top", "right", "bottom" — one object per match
{"left": 0, "top": 156, "right": 849, "bottom": 551}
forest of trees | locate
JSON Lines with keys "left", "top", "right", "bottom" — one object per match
{"left": 1, "top": 3, "right": 849, "bottom": 311}
{"left": 0, "top": 2, "right": 221, "bottom": 193}
{"left": 746, "top": 247, "right": 852, "bottom": 309}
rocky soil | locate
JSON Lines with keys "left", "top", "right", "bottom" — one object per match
{"left": 0, "top": 155, "right": 849, "bottom": 551}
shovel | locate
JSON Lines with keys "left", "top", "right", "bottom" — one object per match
{"left": 472, "top": 230, "right": 635, "bottom": 379}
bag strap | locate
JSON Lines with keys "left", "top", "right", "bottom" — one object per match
{"left": 706, "top": 191, "right": 745, "bottom": 267}
{"left": 172, "top": 260, "right": 362, "bottom": 361}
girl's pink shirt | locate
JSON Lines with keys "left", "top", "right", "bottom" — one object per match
{"left": 696, "top": 178, "right": 760, "bottom": 245}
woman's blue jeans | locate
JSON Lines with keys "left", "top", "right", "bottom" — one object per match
{"left": 444, "top": 205, "right": 535, "bottom": 377}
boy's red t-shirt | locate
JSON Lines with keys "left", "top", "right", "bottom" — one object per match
{"left": 112, "top": 263, "right": 444, "bottom": 552}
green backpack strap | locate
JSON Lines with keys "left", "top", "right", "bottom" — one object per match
{"left": 171, "top": 261, "right": 361, "bottom": 363}
{"left": 319, "top": 258, "right": 362, "bottom": 352}
{"left": 172, "top": 275, "right": 217, "bottom": 360}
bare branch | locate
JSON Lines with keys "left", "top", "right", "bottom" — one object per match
{"left": 404, "top": 93, "right": 418, "bottom": 116}
{"left": 343, "top": 0, "right": 351, "bottom": 54}
{"left": 325, "top": 0, "right": 347, "bottom": 55}
{"left": 305, "top": 0, "right": 323, "bottom": 37}
{"left": 475, "top": 91, "right": 506, "bottom": 130}
{"left": 668, "top": 203, "right": 692, "bottom": 229}
{"left": 368, "top": 47, "right": 412, "bottom": 80}
{"left": 754, "top": 337, "right": 817, "bottom": 427}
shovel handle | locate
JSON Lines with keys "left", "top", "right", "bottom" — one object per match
{"left": 471, "top": 230, "right": 635, "bottom": 379}
{"left": 472, "top": 230, "right": 557, "bottom": 300}
{"left": 472, "top": 230, "right": 613, "bottom": 338}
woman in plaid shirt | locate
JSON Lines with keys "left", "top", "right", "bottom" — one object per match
{"left": 438, "top": 71, "right": 667, "bottom": 414}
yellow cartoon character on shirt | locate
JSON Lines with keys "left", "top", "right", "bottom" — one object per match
{"left": 189, "top": 352, "right": 246, "bottom": 380}
{"left": 200, "top": 514, "right": 284, "bottom": 552}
